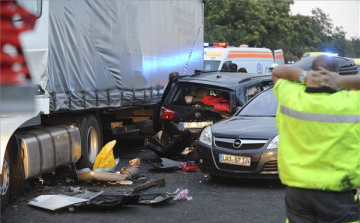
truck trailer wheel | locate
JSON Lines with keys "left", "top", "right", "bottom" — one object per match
{"left": 77, "top": 115, "right": 102, "bottom": 169}
{"left": 0, "top": 150, "right": 11, "bottom": 211}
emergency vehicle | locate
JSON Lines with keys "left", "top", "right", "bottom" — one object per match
{"left": 302, "top": 52, "right": 338, "bottom": 58}
{"left": 203, "top": 43, "right": 284, "bottom": 74}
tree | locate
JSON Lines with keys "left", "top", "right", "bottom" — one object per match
{"left": 204, "top": 1, "right": 359, "bottom": 62}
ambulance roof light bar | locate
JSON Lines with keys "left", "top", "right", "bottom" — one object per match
{"left": 204, "top": 42, "right": 229, "bottom": 48}
{"left": 212, "top": 42, "right": 229, "bottom": 48}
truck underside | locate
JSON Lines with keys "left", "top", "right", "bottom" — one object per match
{"left": 0, "top": 105, "right": 156, "bottom": 211}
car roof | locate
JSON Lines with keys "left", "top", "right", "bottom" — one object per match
{"left": 176, "top": 72, "right": 272, "bottom": 90}
{"left": 292, "top": 56, "right": 358, "bottom": 75}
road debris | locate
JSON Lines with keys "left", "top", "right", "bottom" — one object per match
{"left": 180, "top": 162, "right": 198, "bottom": 172}
{"left": 108, "top": 180, "right": 133, "bottom": 185}
{"left": 132, "top": 178, "right": 166, "bottom": 194}
{"left": 149, "top": 158, "right": 182, "bottom": 170}
{"left": 28, "top": 195, "right": 87, "bottom": 211}
{"left": 76, "top": 168, "right": 127, "bottom": 182}
{"left": 172, "top": 188, "right": 193, "bottom": 201}
{"left": 120, "top": 158, "right": 141, "bottom": 179}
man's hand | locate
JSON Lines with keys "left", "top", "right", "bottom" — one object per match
{"left": 305, "top": 70, "right": 322, "bottom": 88}
{"left": 317, "top": 67, "right": 340, "bottom": 89}
{"left": 305, "top": 67, "right": 339, "bottom": 89}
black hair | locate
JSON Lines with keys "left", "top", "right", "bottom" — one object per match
{"left": 230, "top": 63, "right": 238, "bottom": 72}
{"left": 238, "top": 67, "right": 247, "bottom": 73}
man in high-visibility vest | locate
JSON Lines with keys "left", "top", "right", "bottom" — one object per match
{"left": 272, "top": 55, "right": 360, "bottom": 223}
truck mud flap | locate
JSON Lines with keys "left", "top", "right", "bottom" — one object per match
{"left": 144, "top": 130, "right": 194, "bottom": 158}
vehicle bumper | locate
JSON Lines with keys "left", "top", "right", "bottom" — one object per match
{"left": 196, "top": 143, "right": 279, "bottom": 179}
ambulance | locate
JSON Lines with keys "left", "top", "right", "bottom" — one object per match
{"left": 203, "top": 43, "right": 284, "bottom": 74}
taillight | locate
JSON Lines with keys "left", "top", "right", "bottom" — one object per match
{"left": 160, "top": 107, "right": 176, "bottom": 119}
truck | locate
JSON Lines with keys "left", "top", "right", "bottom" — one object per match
{"left": 0, "top": 0, "right": 204, "bottom": 210}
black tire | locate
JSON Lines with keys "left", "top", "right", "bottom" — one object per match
{"left": 76, "top": 115, "right": 102, "bottom": 169}
{"left": 1, "top": 150, "right": 11, "bottom": 212}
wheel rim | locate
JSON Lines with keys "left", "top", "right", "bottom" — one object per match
{"left": 87, "top": 126, "right": 99, "bottom": 164}
{"left": 1, "top": 158, "right": 10, "bottom": 196}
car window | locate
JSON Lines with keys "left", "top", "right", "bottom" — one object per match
{"left": 204, "top": 60, "right": 221, "bottom": 71}
{"left": 238, "top": 90, "right": 278, "bottom": 116}
{"left": 245, "top": 85, "right": 262, "bottom": 101}
{"left": 171, "top": 85, "right": 230, "bottom": 106}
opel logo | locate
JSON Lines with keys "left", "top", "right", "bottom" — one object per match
{"left": 233, "top": 138, "right": 242, "bottom": 149}
{"left": 195, "top": 112, "right": 201, "bottom": 118}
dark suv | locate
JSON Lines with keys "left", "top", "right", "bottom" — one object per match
{"left": 196, "top": 56, "right": 358, "bottom": 179}
{"left": 145, "top": 71, "right": 273, "bottom": 158}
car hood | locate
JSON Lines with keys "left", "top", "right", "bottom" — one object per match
{"left": 211, "top": 116, "right": 278, "bottom": 139}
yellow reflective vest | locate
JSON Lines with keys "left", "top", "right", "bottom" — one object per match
{"left": 273, "top": 79, "right": 360, "bottom": 191}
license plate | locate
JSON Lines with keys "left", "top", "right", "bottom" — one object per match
{"left": 219, "top": 154, "right": 251, "bottom": 166}
{"left": 183, "top": 121, "right": 213, "bottom": 129}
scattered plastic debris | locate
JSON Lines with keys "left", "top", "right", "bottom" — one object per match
{"left": 66, "top": 178, "right": 75, "bottom": 184}
{"left": 73, "top": 189, "right": 104, "bottom": 200}
{"left": 76, "top": 168, "right": 127, "bottom": 182}
{"left": 69, "top": 186, "right": 84, "bottom": 193}
{"left": 93, "top": 140, "right": 117, "bottom": 170}
{"left": 173, "top": 188, "right": 192, "bottom": 201}
{"left": 94, "top": 158, "right": 119, "bottom": 173}
{"left": 28, "top": 195, "right": 87, "bottom": 211}
{"left": 137, "top": 193, "right": 174, "bottom": 204}
{"left": 120, "top": 158, "right": 141, "bottom": 179}
{"left": 108, "top": 180, "right": 133, "bottom": 185}
{"left": 180, "top": 162, "right": 198, "bottom": 172}
{"left": 149, "top": 158, "right": 182, "bottom": 170}
{"left": 75, "top": 194, "right": 138, "bottom": 211}
{"left": 132, "top": 178, "right": 165, "bottom": 194}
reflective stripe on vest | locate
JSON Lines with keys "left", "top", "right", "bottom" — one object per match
{"left": 280, "top": 106, "right": 360, "bottom": 123}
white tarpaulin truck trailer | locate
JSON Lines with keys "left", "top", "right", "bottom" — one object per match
{"left": 0, "top": 0, "right": 204, "bottom": 210}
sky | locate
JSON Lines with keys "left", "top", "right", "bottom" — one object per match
{"left": 290, "top": 1, "right": 359, "bottom": 39}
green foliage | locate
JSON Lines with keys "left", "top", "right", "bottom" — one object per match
{"left": 204, "top": 0, "right": 359, "bottom": 62}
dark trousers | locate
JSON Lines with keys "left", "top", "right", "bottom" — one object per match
{"left": 285, "top": 186, "right": 360, "bottom": 223}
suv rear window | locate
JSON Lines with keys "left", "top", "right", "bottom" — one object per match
{"left": 171, "top": 85, "right": 230, "bottom": 106}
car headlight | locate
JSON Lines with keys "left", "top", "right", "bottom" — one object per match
{"left": 266, "top": 135, "right": 279, "bottom": 149}
{"left": 199, "top": 126, "right": 212, "bottom": 146}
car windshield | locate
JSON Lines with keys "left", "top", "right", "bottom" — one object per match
{"left": 204, "top": 60, "right": 221, "bottom": 71}
{"left": 237, "top": 89, "right": 278, "bottom": 117}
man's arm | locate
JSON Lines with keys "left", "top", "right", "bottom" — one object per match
{"left": 272, "top": 66, "right": 304, "bottom": 84}
{"left": 314, "top": 67, "right": 360, "bottom": 90}
{"left": 272, "top": 66, "right": 333, "bottom": 88}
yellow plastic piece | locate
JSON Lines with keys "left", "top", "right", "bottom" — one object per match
{"left": 93, "top": 140, "right": 116, "bottom": 170}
